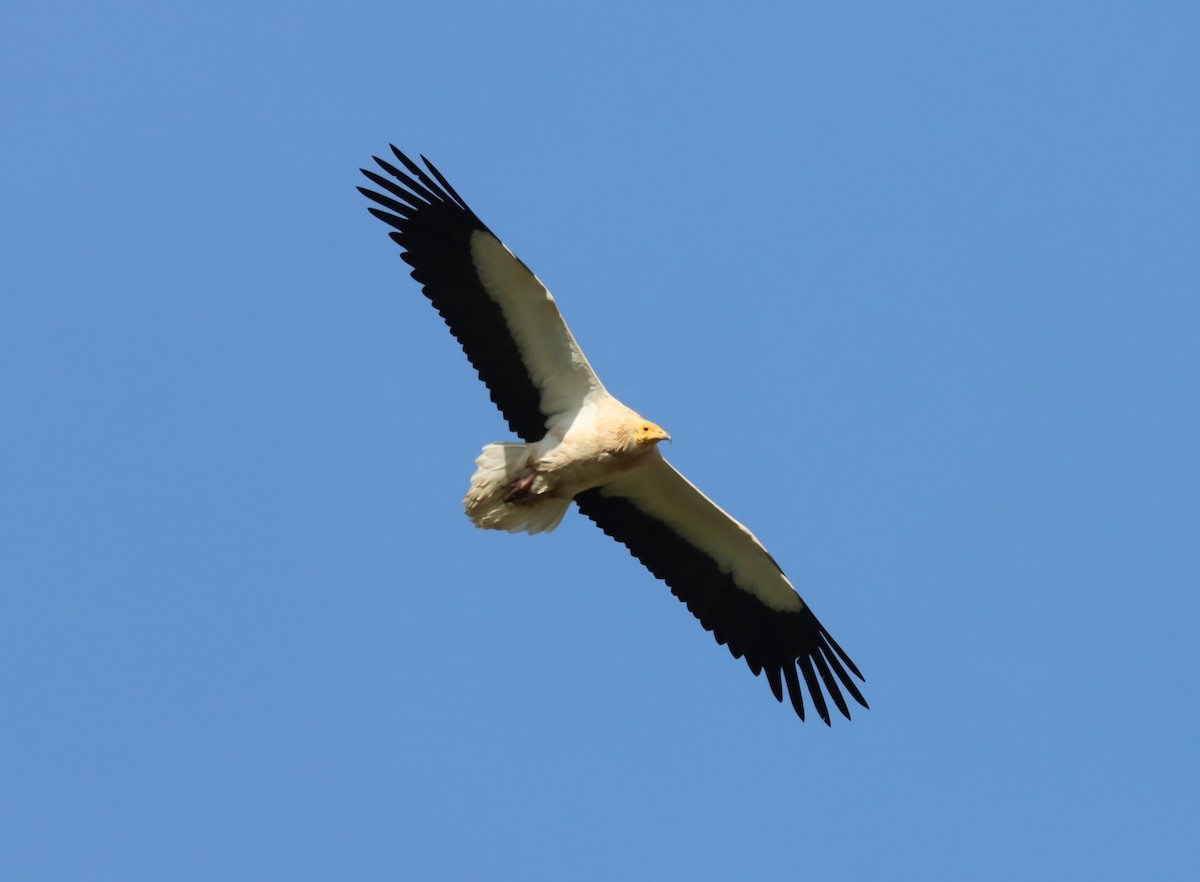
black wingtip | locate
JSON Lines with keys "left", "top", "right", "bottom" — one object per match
{"left": 782, "top": 664, "right": 807, "bottom": 721}
{"left": 764, "top": 666, "right": 784, "bottom": 702}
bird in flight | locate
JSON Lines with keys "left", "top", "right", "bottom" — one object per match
{"left": 358, "top": 148, "right": 868, "bottom": 724}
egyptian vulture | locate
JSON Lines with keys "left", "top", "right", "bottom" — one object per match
{"left": 358, "top": 148, "right": 868, "bottom": 724}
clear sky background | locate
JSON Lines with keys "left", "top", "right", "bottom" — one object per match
{"left": 3, "top": 2, "right": 1197, "bottom": 879}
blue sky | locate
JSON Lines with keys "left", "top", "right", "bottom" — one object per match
{"left": 3, "top": 2, "right": 1198, "bottom": 879}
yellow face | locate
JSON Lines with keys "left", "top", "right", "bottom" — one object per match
{"left": 635, "top": 420, "right": 671, "bottom": 445}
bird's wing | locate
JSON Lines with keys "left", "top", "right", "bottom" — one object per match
{"left": 575, "top": 453, "right": 868, "bottom": 724}
{"left": 358, "top": 147, "right": 606, "bottom": 442}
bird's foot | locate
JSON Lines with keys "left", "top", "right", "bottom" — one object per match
{"left": 503, "top": 472, "right": 537, "bottom": 502}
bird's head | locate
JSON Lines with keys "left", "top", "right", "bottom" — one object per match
{"left": 634, "top": 420, "right": 671, "bottom": 446}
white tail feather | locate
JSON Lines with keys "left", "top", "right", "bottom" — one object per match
{"left": 463, "top": 443, "right": 570, "bottom": 535}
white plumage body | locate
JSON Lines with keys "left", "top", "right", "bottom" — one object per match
{"left": 464, "top": 396, "right": 661, "bottom": 534}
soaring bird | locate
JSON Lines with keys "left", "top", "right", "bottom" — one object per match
{"left": 358, "top": 148, "right": 868, "bottom": 724}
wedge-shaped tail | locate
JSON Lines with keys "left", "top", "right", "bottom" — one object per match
{"left": 464, "top": 443, "right": 570, "bottom": 534}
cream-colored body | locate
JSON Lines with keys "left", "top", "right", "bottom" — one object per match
{"left": 464, "top": 396, "right": 669, "bottom": 534}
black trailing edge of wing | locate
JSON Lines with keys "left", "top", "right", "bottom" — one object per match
{"left": 575, "top": 489, "right": 869, "bottom": 724}
{"left": 358, "top": 147, "right": 547, "bottom": 442}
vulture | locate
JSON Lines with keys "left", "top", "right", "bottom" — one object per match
{"left": 358, "top": 148, "right": 868, "bottom": 724}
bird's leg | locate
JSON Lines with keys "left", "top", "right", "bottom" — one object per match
{"left": 503, "top": 472, "right": 537, "bottom": 502}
